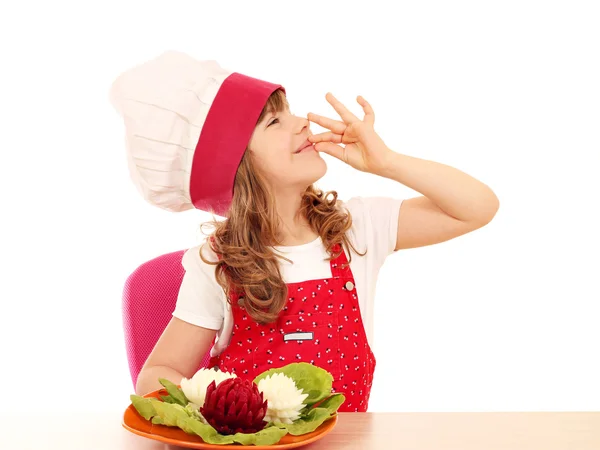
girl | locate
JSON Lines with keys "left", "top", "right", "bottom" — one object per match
{"left": 111, "top": 51, "right": 499, "bottom": 412}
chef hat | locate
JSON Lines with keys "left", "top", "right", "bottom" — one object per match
{"left": 109, "top": 50, "right": 285, "bottom": 216}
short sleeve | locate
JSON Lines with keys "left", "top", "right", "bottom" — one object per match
{"left": 343, "top": 196, "right": 403, "bottom": 269}
{"left": 172, "top": 243, "right": 225, "bottom": 331}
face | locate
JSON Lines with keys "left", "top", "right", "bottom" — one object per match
{"left": 248, "top": 104, "right": 327, "bottom": 190}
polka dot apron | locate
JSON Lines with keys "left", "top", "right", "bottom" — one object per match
{"left": 208, "top": 243, "right": 376, "bottom": 412}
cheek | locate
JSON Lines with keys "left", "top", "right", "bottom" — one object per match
{"left": 260, "top": 149, "right": 293, "bottom": 175}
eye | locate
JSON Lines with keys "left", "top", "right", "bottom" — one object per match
{"left": 268, "top": 118, "right": 279, "bottom": 127}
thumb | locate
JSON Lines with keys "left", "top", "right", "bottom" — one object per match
{"left": 315, "top": 142, "right": 345, "bottom": 161}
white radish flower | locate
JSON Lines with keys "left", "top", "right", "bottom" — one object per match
{"left": 180, "top": 368, "right": 237, "bottom": 409}
{"left": 257, "top": 373, "right": 309, "bottom": 424}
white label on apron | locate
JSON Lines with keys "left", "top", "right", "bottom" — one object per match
{"left": 283, "top": 332, "right": 314, "bottom": 342}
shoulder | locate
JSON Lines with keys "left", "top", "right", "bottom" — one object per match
{"left": 340, "top": 196, "right": 404, "bottom": 257}
{"left": 175, "top": 238, "right": 226, "bottom": 330}
{"left": 341, "top": 196, "right": 404, "bottom": 215}
{"left": 182, "top": 239, "right": 218, "bottom": 267}
{"left": 340, "top": 196, "right": 403, "bottom": 232}
{"left": 181, "top": 240, "right": 222, "bottom": 293}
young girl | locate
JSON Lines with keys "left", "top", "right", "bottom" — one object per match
{"left": 111, "top": 51, "right": 499, "bottom": 413}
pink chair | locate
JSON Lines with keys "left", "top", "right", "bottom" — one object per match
{"left": 122, "top": 249, "right": 211, "bottom": 388}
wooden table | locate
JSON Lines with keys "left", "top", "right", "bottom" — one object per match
{"left": 2, "top": 412, "right": 599, "bottom": 449}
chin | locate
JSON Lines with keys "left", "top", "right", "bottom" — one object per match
{"left": 283, "top": 157, "right": 327, "bottom": 188}
{"left": 308, "top": 157, "right": 328, "bottom": 183}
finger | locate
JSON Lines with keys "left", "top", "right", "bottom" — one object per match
{"left": 307, "top": 113, "right": 346, "bottom": 134}
{"left": 357, "top": 96, "right": 375, "bottom": 125}
{"left": 325, "top": 92, "right": 359, "bottom": 124}
{"left": 314, "top": 142, "right": 346, "bottom": 161}
{"left": 308, "top": 132, "right": 343, "bottom": 144}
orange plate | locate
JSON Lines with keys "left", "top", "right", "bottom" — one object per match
{"left": 122, "top": 389, "right": 337, "bottom": 449}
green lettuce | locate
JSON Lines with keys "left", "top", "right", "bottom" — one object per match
{"left": 273, "top": 407, "right": 334, "bottom": 435}
{"left": 253, "top": 363, "right": 346, "bottom": 435}
{"left": 130, "top": 395, "right": 287, "bottom": 446}
{"left": 272, "top": 393, "right": 346, "bottom": 435}
{"left": 311, "top": 392, "right": 346, "bottom": 414}
{"left": 129, "top": 363, "right": 345, "bottom": 446}
{"left": 157, "top": 378, "right": 188, "bottom": 406}
{"left": 253, "top": 362, "right": 335, "bottom": 407}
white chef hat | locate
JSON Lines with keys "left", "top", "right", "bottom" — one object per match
{"left": 109, "top": 50, "right": 285, "bottom": 216}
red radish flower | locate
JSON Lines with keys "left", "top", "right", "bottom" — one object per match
{"left": 200, "top": 378, "right": 268, "bottom": 435}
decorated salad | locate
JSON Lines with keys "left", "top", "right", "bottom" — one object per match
{"left": 129, "top": 362, "right": 345, "bottom": 446}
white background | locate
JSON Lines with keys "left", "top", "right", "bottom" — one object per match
{"left": 1, "top": 0, "right": 598, "bottom": 414}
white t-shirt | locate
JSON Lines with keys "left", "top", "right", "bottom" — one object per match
{"left": 173, "top": 196, "right": 403, "bottom": 355}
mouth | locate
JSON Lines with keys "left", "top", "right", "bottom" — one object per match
{"left": 294, "top": 139, "right": 314, "bottom": 154}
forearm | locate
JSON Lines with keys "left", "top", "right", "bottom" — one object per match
{"left": 376, "top": 151, "right": 499, "bottom": 223}
{"left": 135, "top": 365, "right": 185, "bottom": 395}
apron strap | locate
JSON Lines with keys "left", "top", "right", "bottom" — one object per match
{"left": 330, "top": 243, "right": 352, "bottom": 278}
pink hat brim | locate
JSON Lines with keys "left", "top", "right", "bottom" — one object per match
{"left": 189, "top": 72, "right": 285, "bottom": 216}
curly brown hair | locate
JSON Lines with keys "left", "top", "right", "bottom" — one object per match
{"left": 199, "top": 89, "right": 365, "bottom": 324}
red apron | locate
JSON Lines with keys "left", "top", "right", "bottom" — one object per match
{"left": 208, "top": 243, "right": 375, "bottom": 412}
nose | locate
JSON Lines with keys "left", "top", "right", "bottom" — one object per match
{"left": 293, "top": 115, "right": 310, "bottom": 134}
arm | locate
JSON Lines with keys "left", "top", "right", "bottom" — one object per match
{"left": 135, "top": 317, "right": 217, "bottom": 395}
{"left": 306, "top": 93, "right": 499, "bottom": 251}
{"left": 375, "top": 153, "right": 500, "bottom": 251}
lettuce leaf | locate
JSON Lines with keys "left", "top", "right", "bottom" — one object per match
{"left": 275, "top": 394, "right": 346, "bottom": 435}
{"left": 273, "top": 407, "right": 333, "bottom": 435}
{"left": 129, "top": 364, "right": 344, "bottom": 445}
{"left": 252, "top": 364, "right": 345, "bottom": 436}
{"left": 131, "top": 395, "right": 157, "bottom": 420}
{"left": 158, "top": 378, "right": 188, "bottom": 406}
{"left": 130, "top": 395, "right": 287, "bottom": 446}
{"left": 308, "top": 393, "right": 346, "bottom": 415}
{"left": 253, "top": 362, "right": 334, "bottom": 407}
